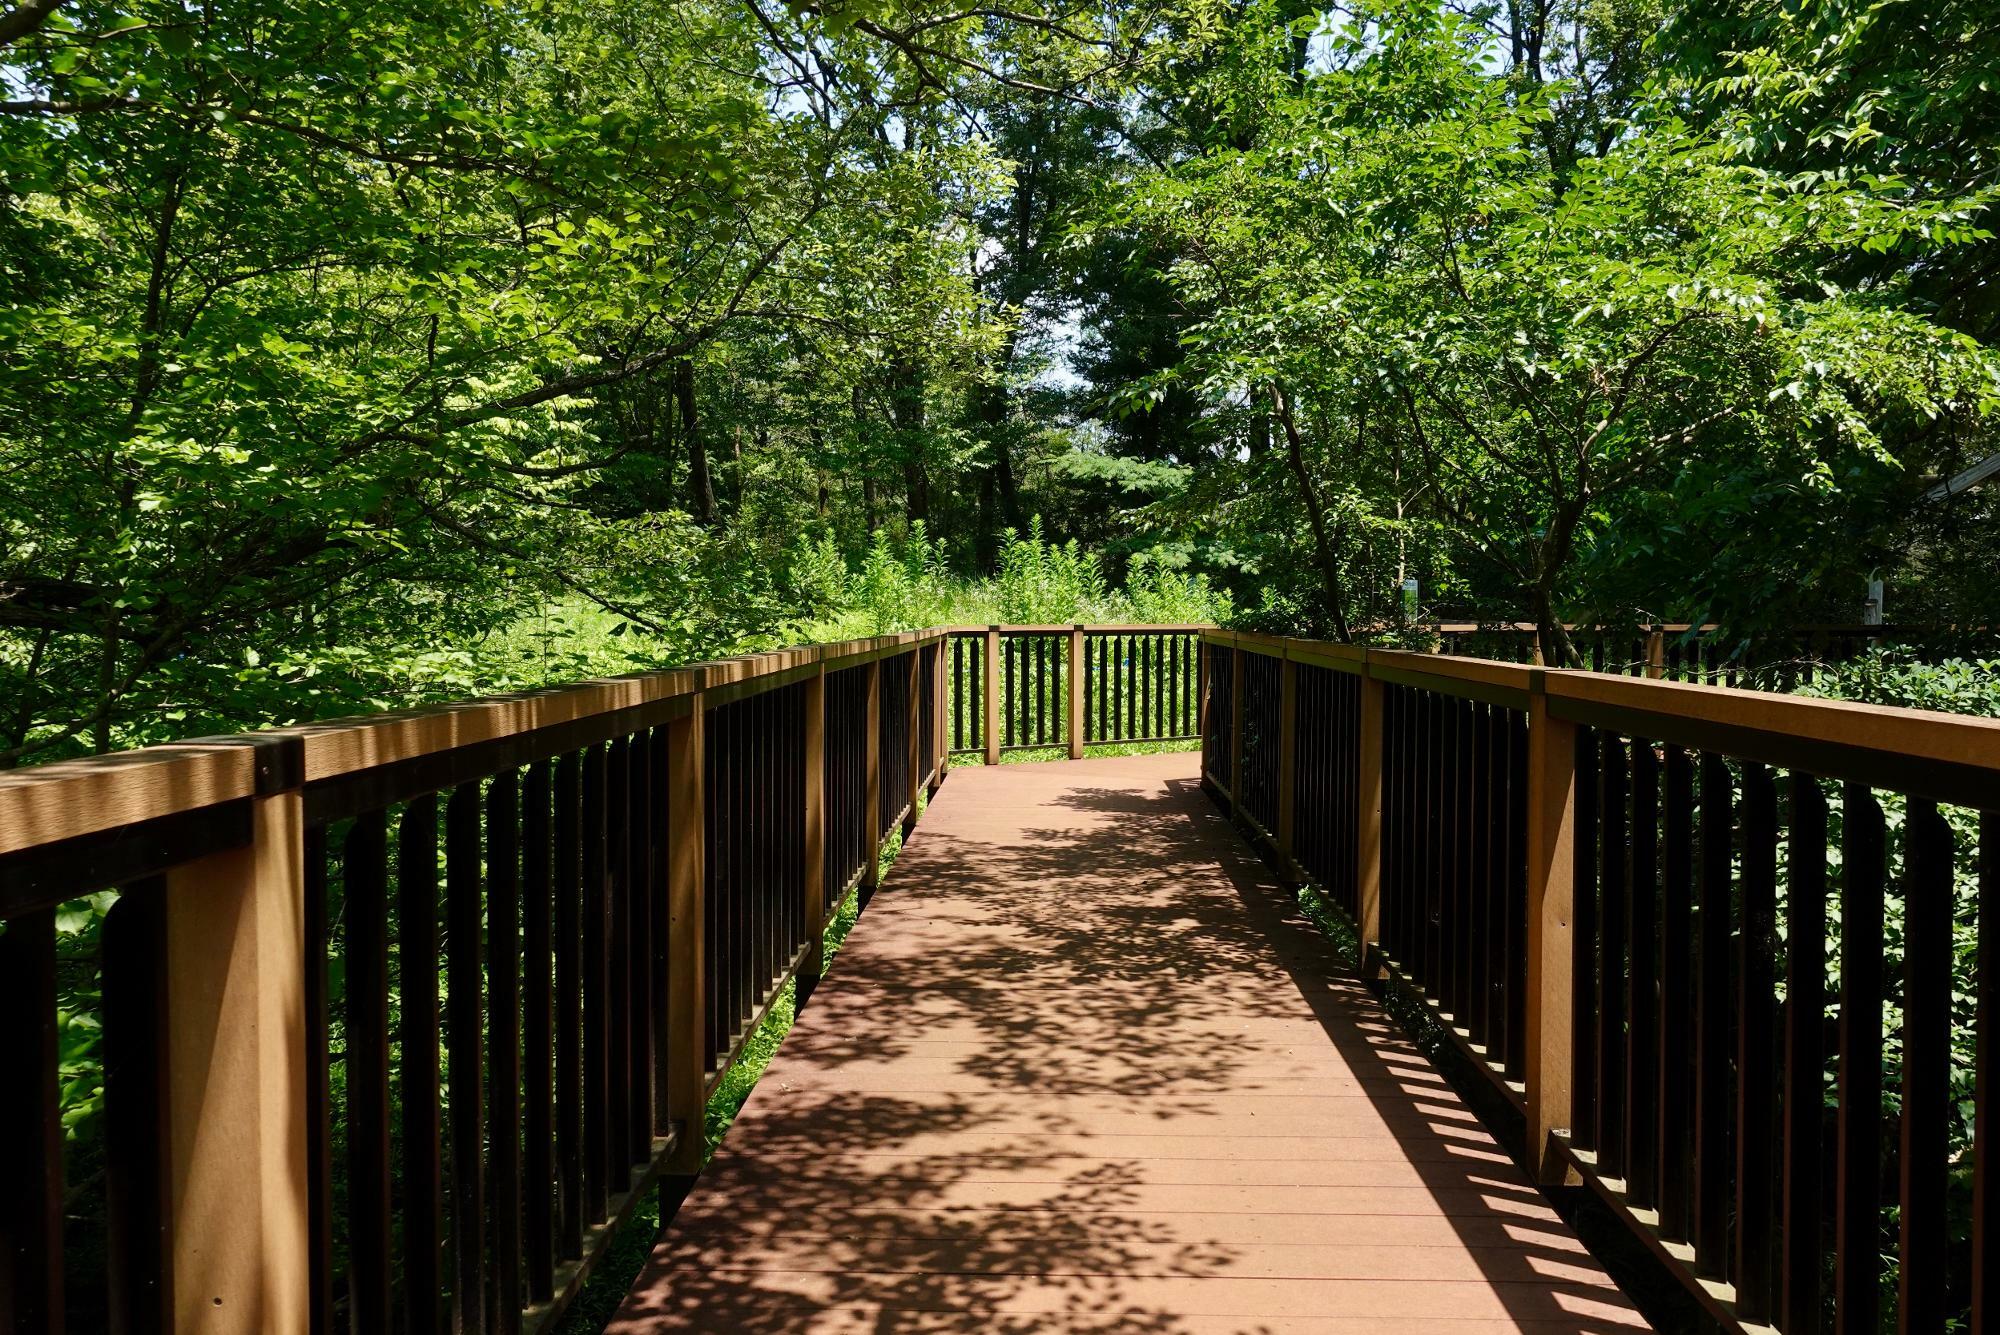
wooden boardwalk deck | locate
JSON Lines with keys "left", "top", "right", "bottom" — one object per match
{"left": 609, "top": 752, "right": 1650, "bottom": 1334}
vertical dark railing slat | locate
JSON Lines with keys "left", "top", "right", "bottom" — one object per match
{"left": 1002, "top": 637, "right": 1013, "bottom": 748}
{"left": 1137, "top": 632, "right": 1146, "bottom": 740}
{"left": 630, "top": 729, "right": 657, "bottom": 1160}
{"left": 1897, "top": 799, "right": 1952, "bottom": 1334}
{"left": 742, "top": 695, "right": 758, "bottom": 1021}
{"left": 1405, "top": 687, "right": 1421, "bottom": 978}
{"left": 1734, "top": 763, "right": 1779, "bottom": 1321}
{"left": 1422, "top": 689, "right": 1441, "bottom": 991}
{"left": 1089, "top": 635, "right": 1100, "bottom": 743}
{"left": 1454, "top": 696, "right": 1473, "bottom": 1040}
{"left": 553, "top": 753, "right": 585, "bottom": 1260}
{"left": 1025, "top": 634, "right": 1035, "bottom": 748}
{"left": 1835, "top": 785, "right": 1886, "bottom": 1333}
{"left": 399, "top": 794, "right": 445, "bottom": 1334}
{"left": 1182, "top": 634, "right": 1192, "bottom": 736}
{"left": 521, "top": 762, "right": 556, "bottom": 1302}
{"left": 487, "top": 772, "right": 524, "bottom": 1334}
{"left": 722, "top": 699, "right": 740, "bottom": 1053}
{"left": 1115, "top": 635, "right": 1126, "bottom": 741}
{"left": 344, "top": 810, "right": 395, "bottom": 1331}
{"left": 1096, "top": 634, "right": 1109, "bottom": 742}
{"left": 1143, "top": 634, "right": 1156, "bottom": 738}
{"left": 0, "top": 905, "right": 62, "bottom": 1334}
{"left": 101, "top": 880, "right": 170, "bottom": 1335}
{"left": 1168, "top": 631, "right": 1184, "bottom": 735}
{"left": 703, "top": 704, "right": 723, "bottom": 1065}
{"left": 1382, "top": 686, "right": 1401, "bottom": 963}
{"left": 1028, "top": 637, "right": 1040, "bottom": 746}
{"left": 1043, "top": 636, "right": 1054, "bottom": 747}
{"left": 1658, "top": 745, "right": 1697, "bottom": 1241}
{"left": 445, "top": 781, "right": 488, "bottom": 1335}
{"left": 1459, "top": 699, "right": 1478, "bottom": 1030}
{"left": 1974, "top": 811, "right": 1995, "bottom": 1334}
{"left": 747, "top": 698, "right": 764, "bottom": 1014}
{"left": 1059, "top": 636, "right": 1069, "bottom": 747}
{"left": 1572, "top": 729, "right": 1600, "bottom": 1153}
{"left": 1010, "top": 637, "right": 1021, "bottom": 748}
{"left": 302, "top": 828, "right": 334, "bottom": 1335}
{"left": 1782, "top": 773, "right": 1828, "bottom": 1335}
{"left": 604, "top": 740, "right": 632, "bottom": 1190}
{"left": 1120, "top": 635, "right": 1136, "bottom": 739}
{"left": 1022, "top": 636, "right": 1034, "bottom": 747}
{"left": 582, "top": 745, "right": 611, "bottom": 1223}
{"left": 1596, "top": 735, "right": 1628, "bottom": 1179}
{"left": 1694, "top": 753, "right": 1733, "bottom": 1279}
{"left": 1506, "top": 706, "right": 1528, "bottom": 1083}
{"left": 1476, "top": 705, "right": 1501, "bottom": 1053}
{"left": 1464, "top": 701, "right": 1488, "bottom": 1045}
{"left": 1626, "top": 738, "right": 1661, "bottom": 1210}
{"left": 1113, "top": 633, "right": 1124, "bottom": 740}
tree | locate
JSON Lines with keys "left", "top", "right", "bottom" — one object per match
{"left": 1112, "top": 0, "right": 1999, "bottom": 659}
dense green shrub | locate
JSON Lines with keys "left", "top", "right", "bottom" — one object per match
{"left": 994, "top": 517, "right": 1108, "bottom": 623}
{"left": 1797, "top": 650, "right": 2000, "bottom": 718}
{"left": 1119, "top": 549, "right": 1233, "bottom": 625}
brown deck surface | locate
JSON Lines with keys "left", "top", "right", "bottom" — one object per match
{"left": 609, "top": 752, "right": 1650, "bottom": 1334}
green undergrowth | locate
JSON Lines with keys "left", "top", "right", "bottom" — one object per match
{"left": 947, "top": 737, "right": 1201, "bottom": 768}
{"left": 552, "top": 802, "right": 918, "bottom": 1334}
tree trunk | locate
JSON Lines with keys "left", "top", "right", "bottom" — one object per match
{"left": 1529, "top": 502, "right": 1587, "bottom": 666}
{"left": 903, "top": 461, "right": 930, "bottom": 529}
{"left": 674, "top": 359, "right": 716, "bottom": 525}
{"left": 976, "top": 466, "right": 998, "bottom": 571}
{"left": 977, "top": 343, "right": 1024, "bottom": 548}
{"left": 1269, "top": 381, "right": 1353, "bottom": 643}
{"left": 889, "top": 353, "right": 929, "bottom": 528}
{"left": 1247, "top": 409, "right": 1270, "bottom": 457}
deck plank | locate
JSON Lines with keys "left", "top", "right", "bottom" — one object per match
{"left": 609, "top": 753, "right": 1650, "bottom": 1333}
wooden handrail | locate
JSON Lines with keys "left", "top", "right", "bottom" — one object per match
{"left": 1206, "top": 629, "right": 2000, "bottom": 803}
{"left": 0, "top": 629, "right": 956, "bottom": 863}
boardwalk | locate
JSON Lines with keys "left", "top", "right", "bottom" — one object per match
{"left": 610, "top": 752, "right": 1650, "bottom": 1334}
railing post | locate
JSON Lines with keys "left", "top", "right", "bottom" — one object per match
{"left": 1523, "top": 670, "right": 1580, "bottom": 1185}
{"left": 1275, "top": 652, "right": 1298, "bottom": 879}
{"left": 662, "top": 680, "right": 706, "bottom": 1174}
{"left": 983, "top": 626, "right": 1000, "bottom": 765}
{"left": 1228, "top": 642, "right": 1245, "bottom": 816}
{"left": 800, "top": 660, "right": 826, "bottom": 987}
{"left": 864, "top": 656, "right": 883, "bottom": 889}
{"left": 1355, "top": 662, "right": 1384, "bottom": 976}
{"left": 1645, "top": 627, "right": 1666, "bottom": 680}
{"left": 903, "top": 648, "right": 921, "bottom": 840}
{"left": 1068, "top": 625, "right": 1086, "bottom": 759}
{"left": 162, "top": 788, "right": 311, "bottom": 1335}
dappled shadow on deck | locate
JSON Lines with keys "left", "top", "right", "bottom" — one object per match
{"left": 608, "top": 754, "right": 1650, "bottom": 1334}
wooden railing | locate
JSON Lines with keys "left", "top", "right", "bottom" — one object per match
{"left": 0, "top": 630, "right": 951, "bottom": 1335}
{"left": 1201, "top": 629, "right": 1998, "bottom": 1334}
{"left": 15, "top": 615, "right": 1989, "bottom": 1334}
{"left": 943, "top": 624, "right": 1205, "bottom": 760}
